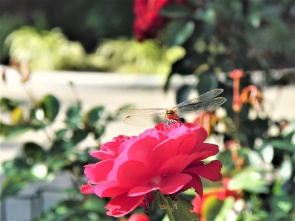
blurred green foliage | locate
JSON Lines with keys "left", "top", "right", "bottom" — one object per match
{"left": 161, "top": 0, "right": 295, "bottom": 92}
{"left": 89, "top": 38, "right": 185, "bottom": 74}
{"left": 0, "top": 82, "right": 121, "bottom": 220}
{"left": 5, "top": 27, "right": 185, "bottom": 74}
{"left": 5, "top": 27, "right": 86, "bottom": 70}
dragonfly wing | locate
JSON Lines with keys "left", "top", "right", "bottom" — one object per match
{"left": 176, "top": 88, "right": 224, "bottom": 107}
{"left": 123, "top": 112, "right": 167, "bottom": 127}
{"left": 117, "top": 108, "right": 166, "bottom": 116}
{"left": 177, "top": 97, "right": 226, "bottom": 117}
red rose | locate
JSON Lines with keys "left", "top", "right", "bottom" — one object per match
{"left": 81, "top": 122, "right": 222, "bottom": 217}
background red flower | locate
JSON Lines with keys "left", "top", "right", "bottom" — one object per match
{"left": 133, "top": 0, "right": 184, "bottom": 41}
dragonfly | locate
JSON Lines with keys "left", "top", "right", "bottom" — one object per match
{"left": 118, "top": 88, "right": 226, "bottom": 127}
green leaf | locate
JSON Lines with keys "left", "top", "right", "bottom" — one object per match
{"left": 71, "top": 129, "right": 88, "bottom": 144}
{"left": 193, "top": 8, "right": 216, "bottom": 24}
{"left": 228, "top": 168, "right": 268, "bottom": 193}
{"left": 83, "top": 195, "right": 107, "bottom": 213}
{"left": 166, "top": 20, "right": 195, "bottom": 47}
{"left": 55, "top": 128, "right": 68, "bottom": 140}
{"left": 0, "top": 97, "right": 20, "bottom": 111}
{"left": 0, "top": 123, "right": 31, "bottom": 139}
{"left": 84, "top": 106, "right": 104, "bottom": 125}
{"left": 176, "top": 84, "right": 194, "bottom": 104}
{"left": 168, "top": 194, "right": 199, "bottom": 221}
{"left": 270, "top": 140, "right": 295, "bottom": 152}
{"left": 41, "top": 94, "right": 60, "bottom": 122}
{"left": 160, "top": 3, "right": 192, "bottom": 18}
{"left": 201, "top": 195, "right": 224, "bottom": 221}
{"left": 0, "top": 175, "right": 28, "bottom": 200}
{"left": 197, "top": 72, "right": 218, "bottom": 94}
{"left": 215, "top": 197, "right": 235, "bottom": 221}
{"left": 23, "top": 142, "right": 45, "bottom": 162}
{"left": 65, "top": 104, "right": 82, "bottom": 128}
{"left": 94, "top": 125, "right": 105, "bottom": 140}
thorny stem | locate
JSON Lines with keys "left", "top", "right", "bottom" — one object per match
{"left": 157, "top": 191, "right": 175, "bottom": 221}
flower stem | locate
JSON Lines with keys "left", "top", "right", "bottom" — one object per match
{"left": 158, "top": 191, "right": 175, "bottom": 221}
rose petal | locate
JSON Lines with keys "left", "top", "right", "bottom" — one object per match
{"left": 181, "top": 173, "right": 203, "bottom": 197}
{"left": 160, "top": 155, "right": 195, "bottom": 175}
{"left": 105, "top": 193, "right": 145, "bottom": 217}
{"left": 95, "top": 181, "right": 130, "bottom": 197}
{"left": 148, "top": 134, "right": 194, "bottom": 171}
{"left": 108, "top": 161, "right": 153, "bottom": 188}
{"left": 184, "top": 160, "right": 222, "bottom": 181}
{"left": 159, "top": 173, "right": 192, "bottom": 194}
{"left": 128, "top": 185, "right": 157, "bottom": 196}
{"left": 84, "top": 160, "right": 114, "bottom": 183}
{"left": 81, "top": 183, "right": 95, "bottom": 194}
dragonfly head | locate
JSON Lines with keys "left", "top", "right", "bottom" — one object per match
{"left": 165, "top": 109, "right": 177, "bottom": 120}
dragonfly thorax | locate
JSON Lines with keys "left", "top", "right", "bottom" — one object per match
{"left": 165, "top": 109, "right": 178, "bottom": 120}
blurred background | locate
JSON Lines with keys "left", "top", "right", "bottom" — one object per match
{"left": 1, "top": 0, "right": 295, "bottom": 220}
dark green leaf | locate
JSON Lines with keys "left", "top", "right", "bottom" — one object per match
{"left": 0, "top": 123, "right": 31, "bottom": 139}
{"left": 166, "top": 20, "right": 195, "bottom": 47}
{"left": 84, "top": 106, "right": 104, "bottom": 125}
{"left": 2, "top": 158, "right": 31, "bottom": 175}
{"left": 41, "top": 94, "right": 60, "bottom": 122}
{"left": 49, "top": 140, "right": 72, "bottom": 157}
{"left": 271, "top": 193, "right": 293, "bottom": 213}
{"left": 160, "top": 3, "right": 192, "bottom": 18}
{"left": 168, "top": 194, "right": 199, "bottom": 221}
{"left": 197, "top": 72, "right": 218, "bottom": 94}
{"left": 94, "top": 125, "right": 105, "bottom": 139}
{"left": 176, "top": 84, "right": 194, "bottom": 104}
{"left": 72, "top": 129, "right": 88, "bottom": 144}
{"left": 270, "top": 140, "right": 295, "bottom": 152}
{"left": 0, "top": 97, "right": 20, "bottom": 111}
{"left": 23, "top": 142, "right": 45, "bottom": 162}
{"left": 65, "top": 104, "right": 82, "bottom": 128}
{"left": 193, "top": 9, "right": 216, "bottom": 24}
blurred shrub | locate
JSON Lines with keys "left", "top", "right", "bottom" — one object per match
{"left": 5, "top": 27, "right": 86, "bottom": 70}
{"left": 5, "top": 27, "right": 185, "bottom": 74}
{"left": 88, "top": 38, "right": 185, "bottom": 74}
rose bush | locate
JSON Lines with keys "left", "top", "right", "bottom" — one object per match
{"left": 81, "top": 122, "right": 222, "bottom": 217}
